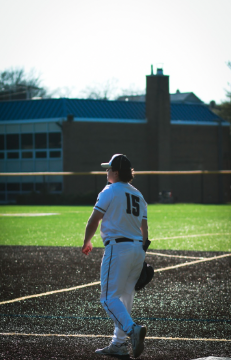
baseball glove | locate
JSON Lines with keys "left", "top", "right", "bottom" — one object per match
{"left": 135, "top": 239, "right": 154, "bottom": 291}
{"left": 135, "top": 261, "right": 154, "bottom": 291}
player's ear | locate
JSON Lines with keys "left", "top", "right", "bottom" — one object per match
{"left": 114, "top": 170, "right": 119, "bottom": 179}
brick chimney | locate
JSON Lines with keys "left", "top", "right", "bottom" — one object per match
{"left": 146, "top": 66, "right": 171, "bottom": 202}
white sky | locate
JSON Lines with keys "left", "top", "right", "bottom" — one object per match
{"left": 0, "top": 0, "right": 231, "bottom": 103}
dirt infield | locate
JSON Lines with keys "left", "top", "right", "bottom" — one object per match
{"left": 0, "top": 246, "right": 230, "bottom": 359}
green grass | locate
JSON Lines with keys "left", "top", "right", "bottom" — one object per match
{"left": 0, "top": 204, "right": 230, "bottom": 251}
{"left": 148, "top": 204, "right": 231, "bottom": 252}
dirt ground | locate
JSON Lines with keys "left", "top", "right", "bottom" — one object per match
{"left": 0, "top": 246, "right": 230, "bottom": 359}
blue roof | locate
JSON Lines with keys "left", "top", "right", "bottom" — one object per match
{"left": 0, "top": 98, "right": 226, "bottom": 124}
{"left": 0, "top": 98, "right": 145, "bottom": 121}
{"left": 170, "top": 103, "right": 223, "bottom": 122}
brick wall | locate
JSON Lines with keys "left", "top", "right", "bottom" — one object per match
{"left": 63, "top": 121, "right": 150, "bottom": 200}
{"left": 170, "top": 124, "right": 231, "bottom": 203}
{"left": 62, "top": 74, "right": 230, "bottom": 204}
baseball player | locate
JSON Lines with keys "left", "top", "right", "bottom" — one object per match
{"left": 82, "top": 154, "right": 148, "bottom": 358}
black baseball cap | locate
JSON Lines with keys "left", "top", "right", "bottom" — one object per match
{"left": 101, "top": 154, "right": 131, "bottom": 171}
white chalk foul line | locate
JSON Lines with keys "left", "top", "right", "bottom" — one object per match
{"left": 150, "top": 233, "right": 231, "bottom": 241}
{"left": 0, "top": 281, "right": 101, "bottom": 305}
{"left": 0, "top": 213, "right": 60, "bottom": 216}
{"left": 146, "top": 252, "right": 203, "bottom": 259}
{"left": 0, "top": 333, "right": 230, "bottom": 342}
{"left": 153, "top": 253, "right": 231, "bottom": 273}
{"left": 0, "top": 253, "right": 230, "bottom": 306}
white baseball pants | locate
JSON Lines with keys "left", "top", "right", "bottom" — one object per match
{"left": 100, "top": 241, "right": 145, "bottom": 344}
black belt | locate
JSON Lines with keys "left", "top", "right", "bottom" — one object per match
{"left": 105, "top": 238, "right": 143, "bottom": 246}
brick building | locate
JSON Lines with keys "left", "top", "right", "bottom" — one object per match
{"left": 0, "top": 69, "right": 230, "bottom": 203}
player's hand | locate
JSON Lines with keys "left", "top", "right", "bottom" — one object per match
{"left": 82, "top": 241, "right": 93, "bottom": 255}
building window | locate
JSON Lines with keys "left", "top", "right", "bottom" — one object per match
{"left": 49, "top": 182, "right": 62, "bottom": 192}
{"left": 49, "top": 133, "right": 61, "bottom": 148}
{"left": 7, "top": 183, "right": 20, "bottom": 191}
{"left": 35, "top": 151, "right": 47, "bottom": 158}
{"left": 22, "top": 183, "right": 34, "bottom": 191}
{"left": 7, "top": 194, "right": 18, "bottom": 201}
{"left": 2, "top": 131, "right": 62, "bottom": 162}
{"left": 7, "top": 152, "right": 19, "bottom": 159}
{"left": 50, "top": 151, "right": 61, "bottom": 158}
{"left": 0, "top": 183, "right": 5, "bottom": 191}
{"left": 35, "top": 183, "right": 47, "bottom": 192}
{"left": 21, "top": 133, "right": 33, "bottom": 149}
{"left": 0, "top": 194, "right": 6, "bottom": 201}
{"left": 0, "top": 135, "right": 4, "bottom": 150}
{"left": 35, "top": 133, "right": 47, "bottom": 149}
{"left": 22, "top": 151, "right": 33, "bottom": 159}
{"left": 6, "top": 134, "right": 19, "bottom": 150}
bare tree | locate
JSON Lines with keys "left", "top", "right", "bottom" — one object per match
{"left": 211, "top": 62, "right": 231, "bottom": 124}
{"left": 51, "top": 86, "right": 75, "bottom": 98}
{"left": 116, "top": 84, "right": 145, "bottom": 101}
{"left": 0, "top": 68, "right": 49, "bottom": 101}
{"left": 79, "top": 79, "right": 145, "bottom": 102}
{"left": 225, "top": 61, "right": 231, "bottom": 102}
{"left": 79, "top": 78, "right": 118, "bottom": 100}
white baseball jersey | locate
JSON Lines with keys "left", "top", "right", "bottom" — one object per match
{"left": 94, "top": 182, "right": 147, "bottom": 245}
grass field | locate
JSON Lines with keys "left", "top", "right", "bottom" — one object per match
{"left": 0, "top": 204, "right": 230, "bottom": 252}
{"left": 1, "top": 204, "right": 231, "bottom": 359}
